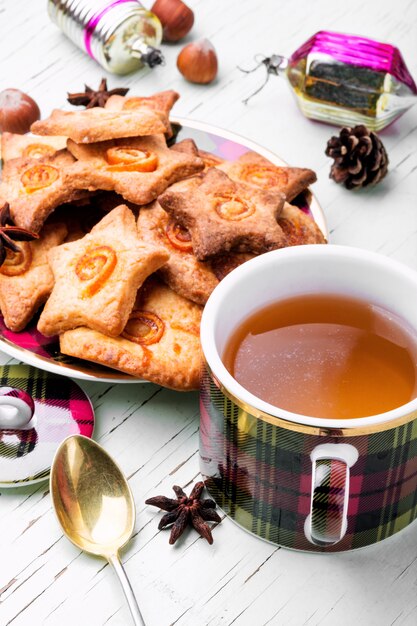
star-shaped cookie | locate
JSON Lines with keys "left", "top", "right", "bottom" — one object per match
{"left": 31, "top": 106, "right": 168, "bottom": 143}
{"left": 277, "top": 202, "right": 326, "bottom": 246}
{"left": 104, "top": 89, "right": 179, "bottom": 137}
{"left": 0, "top": 150, "right": 89, "bottom": 233}
{"left": 170, "top": 139, "right": 225, "bottom": 169}
{"left": 66, "top": 134, "right": 204, "bottom": 206}
{"left": 60, "top": 278, "right": 202, "bottom": 390}
{"left": 209, "top": 204, "right": 326, "bottom": 279}
{"left": 37, "top": 205, "right": 169, "bottom": 337}
{"left": 1, "top": 132, "right": 67, "bottom": 162}
{"left": 170, "top": 138, "right": 199, "bottom": 156}
{"left": 219, "top": 151, "right": 317, "bottom": 202}
{"left": 138, "top": 200, "right": 219, "bottom": 305}
{"left": 0, "top": 222, "right": 68, "bottom": 331}
{"left": 158, "top": 167, "right": 286, "bottom": 260}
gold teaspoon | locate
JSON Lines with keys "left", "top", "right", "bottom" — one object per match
{"left": 50, "top": 435, "right": 145, "bottom": 626}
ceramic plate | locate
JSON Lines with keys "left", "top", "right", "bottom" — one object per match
{"left": 0, "top": 118, "right": 327, "bottom": 383}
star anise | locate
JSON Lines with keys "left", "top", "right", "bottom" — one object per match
{"left": 145, "top": 481, "right": 222, "bottom": 544}
{"left": 0, "top": 203, "right": 39, "bottom": 266}
{"left": 67, "top": 78, "right": 129, "bottom": 109}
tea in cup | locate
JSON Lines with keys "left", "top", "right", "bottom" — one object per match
{"left": 222, "top": 292, "right": 417, "bottom": 420}
{"left": 200, "top": 245, "right": 417, "bottom": 551}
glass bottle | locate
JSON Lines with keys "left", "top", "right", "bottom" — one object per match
{"left": 47, "top": 0, "right": 164, "bottom": 75}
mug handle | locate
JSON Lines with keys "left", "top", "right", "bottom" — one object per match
{"left": 0, "top": 387, "right": 35, "bottom": 430}
{"left": 305, "top": 443, "right": 359, "bottom": 546}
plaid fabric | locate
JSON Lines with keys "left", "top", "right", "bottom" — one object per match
{"left": 200, "top": 369, "right": 417, "bottom": 552}
{"left": 0, "top": 364, "right": 94, "bottom": 485}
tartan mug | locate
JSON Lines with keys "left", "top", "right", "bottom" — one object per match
{"left": 199, "top": 245, "right": 417, "bottom": 551}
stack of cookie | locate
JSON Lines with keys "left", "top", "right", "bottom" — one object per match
{"left": 0, "top": 90, "right": 325, "bottom": 390}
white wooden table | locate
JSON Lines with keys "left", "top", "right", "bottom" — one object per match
{"left": 1, "top": 0, "right": 417, "bottom": 624}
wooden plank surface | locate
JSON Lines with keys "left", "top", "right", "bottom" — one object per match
{"left": 1, "top": 0, "right": 417, "bottom": 624}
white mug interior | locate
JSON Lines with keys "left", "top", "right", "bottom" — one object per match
{"left": 200, "top": 244, "right": 417, "bottom": 429}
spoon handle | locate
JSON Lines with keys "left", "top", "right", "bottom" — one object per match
{"left": 108, "top": 553, "right": 145, "bottom": 626}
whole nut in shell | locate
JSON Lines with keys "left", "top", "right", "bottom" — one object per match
{"left": 151, "top": 0, "right": 194, "bottom": 42}
{"left": 177, "top": 39, "right": 218, "bottom": 84}
{"left": 0, "top": 89, "right": 41, "bottom": 134}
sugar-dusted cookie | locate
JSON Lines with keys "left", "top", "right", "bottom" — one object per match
{"left": 66, "top": 134, "right": 204, "bottom": 205}
{"left": 138, "top": 200, "right": 219, "bottom": 305}
{"left": 37, "top": 205, "right": 169, "bottom": 337}
{"left": 158, "top": 167, "right": 286, "bottom": 260}
{"left": 105, "top": 89, "right": 179, "bottom": 136}
{"left": 1, "top": 132, "right": 67, "bottom": 162}
{"left": 278, "top": 202, "right": 326, "bottom": 246}
{"left": 60, "top": 278, "right": 202, "bottom": 391}
{"left": 0, "top": 150, "right": 88, "bottom": 233}
{"left": 31, "top": 107, "right": 168, "bottom": 143}
{"left": 0, "top": 222, "right": 68, "bottom": 331}
{"left": 219, "top": 151, "right": 317, "bottom": 202}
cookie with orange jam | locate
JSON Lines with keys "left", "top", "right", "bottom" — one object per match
{"left": 59, "top": 278, "right": 202, "bottom": 391}
{"left": 31, "top": 106, "right": 168, "bottom": 143}
{"left": 104, "top": 89, "right": 179, "bottom": 137}
{"left": 37, "top": 205, "right": 169, "bottom": 337}
{"left": 66, "top": 134, "right": 204, "bottom": 206}
{"left": 0, "top": 150, "right": 88, "bottom": 233}
{"left": 278, "top": 202, "right": 326, "bottom": 246}
{"left": 138, "top": 200, "right": 219, "bottom": 305}
{"left": 1, "top": 132, "right": 67, "bottom": 162}
{"left": 158, "top": 167, "right": 286, "bottom": 260}
{"left": 219, "top": 151, "right": 317, "bottom": 202}
{"left": 0, "top": 222, "right": 68, "bottom": 331}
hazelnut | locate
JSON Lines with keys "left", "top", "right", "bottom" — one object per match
{"left": 151, "top": 0, "right": 194, "bottom": 43}
{"left": 0, "top": 89, "right": 41, "bottom": 134}
{"left": 177, "top": 39, "right": 218, "bottom": 84}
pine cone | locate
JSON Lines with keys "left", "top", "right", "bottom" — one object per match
{"left": 325, "top": 125, "right": 388, "bottom": 189}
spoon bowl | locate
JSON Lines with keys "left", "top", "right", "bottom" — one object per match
{"left": 50, "top": 435, "right": 144, "bottom": 625}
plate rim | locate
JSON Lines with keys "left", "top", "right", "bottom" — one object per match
{"left": 0, "top": 117, "right": 327, "bottom": 383}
